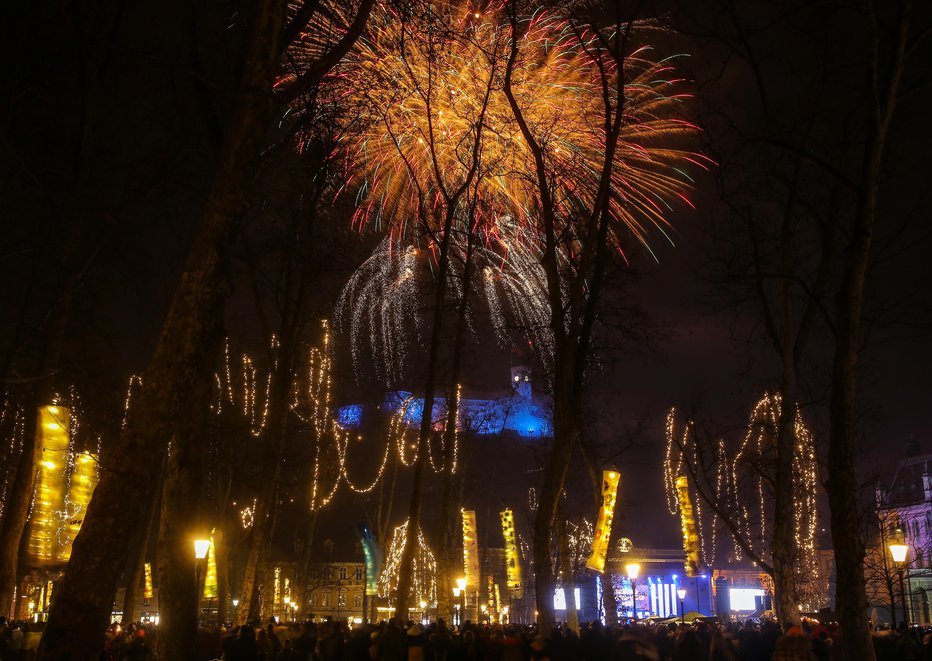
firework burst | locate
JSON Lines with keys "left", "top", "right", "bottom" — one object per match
{"left": 338, "top": 1, "right": 708, "bottom": 257}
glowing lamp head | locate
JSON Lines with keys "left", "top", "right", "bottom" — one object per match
{"left": 452, "top": 587, "right": 461, "bottom": 598}
{"left": 889, "top": 542, "right": 908, "bottom": 564}
{"left": 481, "top": 604, "right": 487, "bottom": 612}
{"left": 677, "top": 588, "right": 687, "bottom": 601}
{"left": 194, "top": 539, "right": 210, "bottom": 559}
{"left": 625, "top": 563, "right": 640, "bottom": 580}
{"left": 420, "top": 600, "right": 427, "bottom": 609}
{"left": 456, "top": 577, "right": 467, "bottom": 591}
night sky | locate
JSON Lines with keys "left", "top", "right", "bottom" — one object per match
{"left": 2, "top": 0, "right": 931, "bottom": 556}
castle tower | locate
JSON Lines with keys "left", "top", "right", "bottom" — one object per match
{"left": 510, "top": 365, "right": 532, "bottom": 401}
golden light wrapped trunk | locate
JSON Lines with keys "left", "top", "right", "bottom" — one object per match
{"left": 585, "top": 470, "right": 620, "bottom": 573}
{"left": 500, "top": 509, "right": 523, "bottom": 599}
{"left": 462, "top": 509, "right": 480, "bottom": 590}
{"left": 675, "top": 475, "right": 701, "bottom": 577}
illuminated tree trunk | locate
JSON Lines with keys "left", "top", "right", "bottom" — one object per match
{"left": 772, "top": 393, "right": 801, "bottom": 626}
{"left": 556, "top": 514, "right": 578, "bottom": 632}
{"left": 0, "top": 292, "right": 72, "bottom": 618}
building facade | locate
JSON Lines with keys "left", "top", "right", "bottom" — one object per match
{"left": 874, "top": 441, "right": 932, "bottom": 626}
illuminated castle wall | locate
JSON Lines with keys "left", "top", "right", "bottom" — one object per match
{"left": 337, "top": 366, "right": 551, "bottom": 438}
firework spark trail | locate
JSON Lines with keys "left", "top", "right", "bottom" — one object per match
{"left": 335, "top": 234, "right": 553, "bottom": 383}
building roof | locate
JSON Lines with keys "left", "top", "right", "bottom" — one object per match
{"left": 881, "top": 445, "right": 931, "bottom": 509}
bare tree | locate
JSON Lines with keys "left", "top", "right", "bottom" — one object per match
{"left": 503, "top": 0, "right": 702, "bottom": 630}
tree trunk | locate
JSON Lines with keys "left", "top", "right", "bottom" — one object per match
{"left": 236, "top": 352, "right": 292, "bottom": 625}
{"left": 215, "top": 528, "right": 229, "bottom": 624}
{"left": 826, "top": 8, "right": 906, "bottom": 654}
{"left": 435, "top": 232, "right": 475, "bottom": 625}
{"left": 532, "top": 392, "right": 575, "bottom": 634}
{"left": 600, "top": 572, "right": 617, "bottom": 627}
{"left": 556, "top": 514, "right": 578, "bottom": 632}
{"left": 156, "top": 333, "right": 215, "bottom": 661}
{"left": 771, "top": 398, "right": 801, "bottom": 628}
{"left": 36, "top": 1, "right": 287, "bottom": 656}
{"left": 296, "top": 511, "right": 318, "bottom": 619}
{"left": 828, "top": 229, "right": 877, "bottom": 658}
{"left": 394, "top": 207, "right": 457, "bottom": 616}
{"left": 236, "top": 460, "right": 281, "bottom": 625}
{"left": 0, "top": 406, "right": 42, "bottom": 619}
{"left": 121, "top": 478, "right": 161, "bottom": 625}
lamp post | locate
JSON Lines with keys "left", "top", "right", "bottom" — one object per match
{"left": 453, "top": 587, "right": 461, "bottom": 626}
{"left": 481, "top": 603, "right": 488, "bottom": 625}
{"left": 194, "top": 539, "right": 210, "bottom": 622}
{"left": 456, "top": 578, "right": 467, "bottom": 624}
{"left": 677, "top": 588, "right": 687, "bottom": 624}
{"left": 890, "top": 540, "right": 909, "bottom": 627}
{"left": 420, "top": 600, "right": 428, "bottom": 624}
{"left": 626, "top": 564, "right": 640, "bottom": 622}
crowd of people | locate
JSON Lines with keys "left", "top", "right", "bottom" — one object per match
{"left": 2, "top": 615, "right": 932, "bottom": 661}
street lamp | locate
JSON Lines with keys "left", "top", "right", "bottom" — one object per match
{"left": 481, "top": 603, "right": 488, "bottom": 624}
{"left": 452, "top": 587, "right": 461, "bottom": 626}
{"left": 677, "top": 588, "right": 687, "bottom": 624}
{"left": 890, "top": 539, "right": 909, "bottom": 627}
{"left": 420, "top": 600, "right": 427, "bottom": 624}
{"left": 626, "top": 564, "right": 640, "bottom": 622}
{"left": 194, "top": 539, "right": 210, "bottom": 621}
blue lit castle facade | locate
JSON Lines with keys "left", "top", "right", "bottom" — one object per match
{"left": 336, "top": 366, "right": 552, "bottom": 438}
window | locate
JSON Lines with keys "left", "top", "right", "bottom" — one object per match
{"left": 338, "top": 592, "right": 346, "bottom": 608}
{"left": 355, "top": 567, "right": 364, "bottom": 581}
{"left": 340, "top": 566, "right": 348, "bottom": 580}
{"left": 322, "top": 591, "right": 330, "bottom": 607}
{"left": 354, "top": 594, "right": 362, "bottom": 608}
{"left": 323, "top": 539, "right": 334, "bottom": 555}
